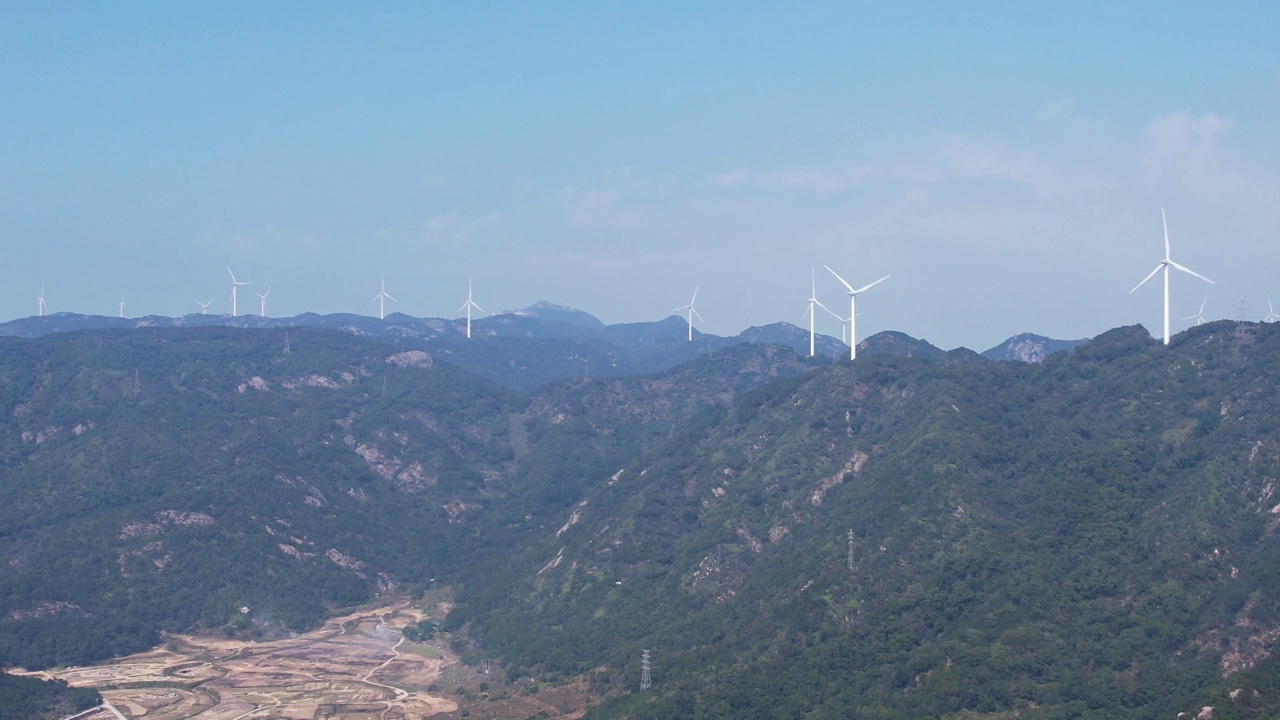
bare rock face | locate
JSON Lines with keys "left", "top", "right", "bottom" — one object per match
{"left": 1006, "top": 337, "right": 1054, "bottom": 363}
{"left": 982, "top": 333, "right": 1087, "bottom": 363}
{"left": 386, "top": 350, "right": 434, "bottom": 369}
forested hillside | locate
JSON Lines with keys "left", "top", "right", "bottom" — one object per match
{"left": 0, "top": 672, "right": 99, "bottom": 720}
{"left": 452, "top": 322, "right": 1280, "bottom": 719}
{"left": 0, "top": 327, "right": 810, "bottom": 668}
{"left": 5, "top": 321, "right": 1280, "bottom": 719}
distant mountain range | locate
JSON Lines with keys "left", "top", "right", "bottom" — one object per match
{"left": 0, "top": 303, "right": 1080, "bottom": 390}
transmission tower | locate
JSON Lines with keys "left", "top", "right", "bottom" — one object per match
{"left": 640, "top": 649, "right": 651, "bottom": 691}
{"left": 1234, "top": 297, "right": 1252, "bottom": 341}
{"left": 847, "top": 529, "right": 855, "bottom": 571}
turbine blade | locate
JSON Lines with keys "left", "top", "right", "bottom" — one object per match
{"left": 384, "top": 294, "right": 397, "bottom": 303}
{"left": 824, "top": 265, "right": 855, "bottom": 293}
{"left": 855, "top": 274, "right": 891, "bottom": 294}
{"left": 1167, "top": 260, "right": 1214, "bottom": 284}
{"left": 227, "top": 266, "right": 236, "bottom": 283}
{"left": 691, "top": 307, "right": 704, "bottom": 322}
{"left": 1161, "top": 207, "right": 1171, "bottom": 261}
{"left": 802, "top": 303, "right": 813, "bottom": 320}
{"left": 690, "top": 285, "right": 699, "bottom": 305}
{"left": 472, "top": 303, "right": 484, "bottom": 314}
{"left": 1129, "top": 264, "right": 1164, "bottom": 294}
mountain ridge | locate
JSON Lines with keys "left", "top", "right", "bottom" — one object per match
{"left": 4, "top": 321, "right": 1274, "bottom": 718}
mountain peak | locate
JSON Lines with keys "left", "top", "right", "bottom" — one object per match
{"left": 506, "top": 301, "right": 605, "bottom": 330}
{"left": 982, "top": 333, "right": 1088, "bottom": 363}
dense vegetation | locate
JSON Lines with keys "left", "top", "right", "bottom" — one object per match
{"left": 0, "top": 328, "right": 806, "bottom": 668}
{"left": 452, "top": 322, "right": 1280, "bottom": 719}
{"left": 0, "top": 671, "right": 99, "bottom": 720}
{"left": 5, "top": 321, "right": 1280, "bottom": 719}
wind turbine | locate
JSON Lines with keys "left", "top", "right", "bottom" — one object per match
{"left": 458, "top": 278, "right": 484, "bottom": 338}
{"left": 1129, "top": 208, "right": 1213, "bottom": 345}
{"left": 227, "top": 267, "right": 251, "bottom": 317}
{"left": 1266, "top": 295, "right": 1279, "bottom": 323}
{"left": 802, "top": 268, "right": 837, "bottom": 357}
{"left": 1181, "top": 295, "right": 1208, "bottom": 326}
{"left": 674, "top": 286, "right": 703, "bottom": 342}
{"left": 825, "top": 307, "right": 850, "bottom": 346}
{"left": 117, "top": 299, "right": 126, "bottom": 318}
{"left": 197, "top": 298, "right": 212, "bottom": 315}
{"left": 36, "top": 283, "right": 47, "bottom": 317}
{"left": 824, "top": 266, "right": 890, "bottom": 360}
{"left": 256, "top": 287, "right": 271, "bottom": 317}
{"left": 371, "top": 275, "right": 396, "bottom": 320}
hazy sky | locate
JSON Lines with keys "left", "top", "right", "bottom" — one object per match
{"left": 3, "top": 3, "right": 1278, "bottom": 350}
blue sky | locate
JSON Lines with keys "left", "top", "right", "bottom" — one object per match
{"left": 2, "top": 2, "right": 1278, "bottom": 350}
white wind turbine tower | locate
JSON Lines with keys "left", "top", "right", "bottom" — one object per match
{"left": 458, "top": 278, "right": 484, "bottom": 338}
{"left": 197, "top": 298, "right": 213, "bottom": 315}
{"left": 830, "top": 309, "right": 852, "bottom": 346}
{"left": 1181, "top": 295, "right": 1208, "bottom": 326}
{"left": 1129, "top": 208, "right": 1213, "bottom": 345}
{"left": 674, "top": 286, "right": 703, "bottom": 342}
{"left": 802, "top": 268, "right": 837, "bottom": 357}
{"left": 1266, "top": 296, "right": 1280, "bottom": 323}
{"left": 227, "top": 267, "right": 251, "bottom": 317}
{"left": 117, "top": 299, "right": 126, "bottom": 318}
{"left": 371, "top": 275, "right": 396, "bottom": 320}
{"left": 256, "top": 287, "right": 271, "bottom": 317}
{"left": 824, "top": 266, "right": 890, "bottom": 360}
{"left": 37, "top": 283, "right": 47, "bottom": 317}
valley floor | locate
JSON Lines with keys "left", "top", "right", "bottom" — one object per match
{"left": 16, "top": 600, "right": 459, "bottom": 720}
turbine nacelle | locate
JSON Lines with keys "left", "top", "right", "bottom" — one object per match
{"left": 1181, "top": 295, "right": 1208, "bottom": 326}
{"left": 1129, "top": 208, "right": 1213, "bottom": 344}
{"left": 459, "top": 278, "right": 484, "bottom": 338}
{"left": 256, "top": 288, "right": 272, "bottom": 317}
{"left": 227, "top": 266, "right": 252, "bottom": 317}
{"left": 674, "top": 286, "right": 702, "bottom": 342}
{"left": 824, "top": 265, "right": 890, "bottom": 360}
{"left": 372, "top": 275, "right": 396, "bottom": 320}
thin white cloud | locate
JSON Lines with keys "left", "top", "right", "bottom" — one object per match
{"left": 934, "top": 135, "right": 1104, "bottom": 199}
{"left": 704, "top": 166, "right": 877, "bottom": 193}
{"left": 421, "top": 212, "right": 502, "bottom": 244}
{"left": 1142, "top": 111, "right": 1244, "bottom": 201}
{"left": 218, "top": 225, "right": 327, "bottom": 257}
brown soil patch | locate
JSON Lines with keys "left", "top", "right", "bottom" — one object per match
{"left": 20, "top": 599, "right": 459, "bottom": 720}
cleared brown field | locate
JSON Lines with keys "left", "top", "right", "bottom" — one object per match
{"left": 20, "top": 599, "right": 460, "bottom": 720}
